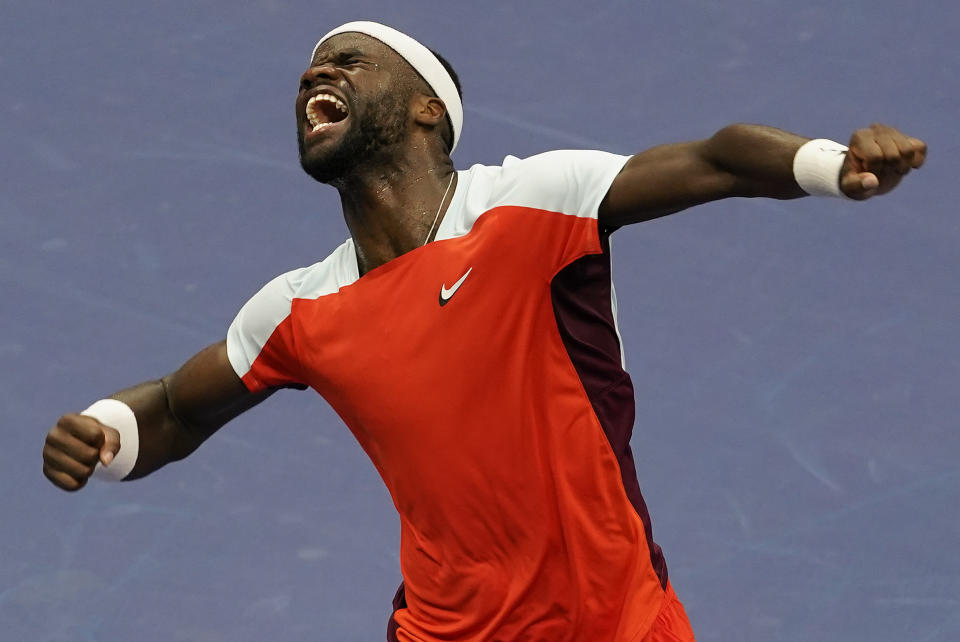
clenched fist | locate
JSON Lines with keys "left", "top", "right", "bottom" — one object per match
{"left": 42, "top": 414, "right": 121, "bottom": 491}
{"left": 841, "top": 123, "right": 927, "bottom": 200}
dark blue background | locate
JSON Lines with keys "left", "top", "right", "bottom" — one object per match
{"left": 3, "top": 1, "right": 957, "bottom": 640}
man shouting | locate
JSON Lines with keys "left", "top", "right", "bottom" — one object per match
{"left": 43, "top": 21, "right": 926, "bottom": 642}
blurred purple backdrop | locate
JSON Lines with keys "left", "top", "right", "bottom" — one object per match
{"left": 2, "top": 1, "right": 958, "bottom": 640}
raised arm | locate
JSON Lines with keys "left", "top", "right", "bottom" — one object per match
{"left": 42, "top": 341, "right": 272, "bottom": 490}
{"left": 598, "top": 123, "right": 927, "bottom": 227}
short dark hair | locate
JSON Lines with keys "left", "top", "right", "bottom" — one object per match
{"left": 430, "top": 49, "right": 462, "bottom": 99}
{"left": 429, "top": 48, "right": 462, "bottom": 151}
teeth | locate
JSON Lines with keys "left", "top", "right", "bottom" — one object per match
{"left": 305, "top": 93, "right": 348, "bottom": 131}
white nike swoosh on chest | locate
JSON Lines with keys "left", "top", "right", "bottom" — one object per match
{"left": 440, "top": 267, "right": 473, "bottom": 303}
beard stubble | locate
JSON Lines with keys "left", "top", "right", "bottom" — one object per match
{"left": 298, "top": 87, "right": 410, "bottom": 185}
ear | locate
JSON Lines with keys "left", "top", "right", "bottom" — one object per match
{"left": 411, "top": 94, "right": 447, "bottom": 130}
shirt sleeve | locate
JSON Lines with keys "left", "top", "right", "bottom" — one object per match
{"left": 495, "top": 150, "right": 631, "bottom": 270}
{"left": 501, "top": 150, "right": 630, "bottom": 216}
{"left": 226, "top": 268, "right": 307, "bottom": 393}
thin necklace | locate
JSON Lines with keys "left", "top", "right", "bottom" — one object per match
{"left": 423, "top": 172, "right": 456, "bottom": 246}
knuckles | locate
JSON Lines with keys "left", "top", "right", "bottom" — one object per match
{"left": 44, "top": 419, "right": 102, "bottom": 473}
{"left": 42, "top": 440, "right": 98, "bottom": 473}
{"left": 56, "top": 413, "right": 104, "bottom": 443}
{"left": 851, "top": 125, "right": 922, "bottom": 175}
{"left": 42, "top": 463, "right": 87, "bottom": 492}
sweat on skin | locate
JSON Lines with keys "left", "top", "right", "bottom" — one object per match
{"left": 42, "top": 20, "right": 926, "bottom": 642}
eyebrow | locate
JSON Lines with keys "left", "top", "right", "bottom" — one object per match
{"left": 312, "top": 47, "right": 368, "bottom": 65}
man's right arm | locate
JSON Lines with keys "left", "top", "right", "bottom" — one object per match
{"left": 42, "top": 340, "right": 273, "bottom": 491}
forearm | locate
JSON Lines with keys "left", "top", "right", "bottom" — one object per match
{"left": 702, "top": 123, "right": 810, "bottom": 199}
{"left": 107, "top": 342, "right": 270, "bottom": 480}
{"left": 600, "top": 123, "right": 820, "bottom": 226}
{"left": 109, "top": 377, "right": 211, "bottom": 480}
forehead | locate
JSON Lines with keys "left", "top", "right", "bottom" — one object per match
{"left": 311, "top": 33, "right": 401, "bottom": 66}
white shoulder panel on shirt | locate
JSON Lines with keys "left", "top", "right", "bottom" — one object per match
{"left": 226, "top": 239, "right": 359, "bottom": 378}
{"left": 436, "top": 150, "right": 630, "bottom": 242}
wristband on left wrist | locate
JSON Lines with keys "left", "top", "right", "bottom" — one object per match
{"left": 793, "top": 138, "right": 850, "bottom": 199}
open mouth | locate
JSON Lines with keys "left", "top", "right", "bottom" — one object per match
{"left": 305, "top": 93, "right": 349, "bottom": 133}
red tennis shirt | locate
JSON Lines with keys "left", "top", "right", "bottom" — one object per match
{"left": 226, "top": 150, "right": 670, "bottom": 641}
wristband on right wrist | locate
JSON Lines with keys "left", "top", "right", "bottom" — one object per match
{"left": 792, "top": 138, "right": 850, "bottom": 199}
{"left": 82, "top": 398, "right": 139, "bottom": 481}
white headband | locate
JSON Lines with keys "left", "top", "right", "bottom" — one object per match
{"left": 312, "top": 21, "right": 463, "bottom": 153}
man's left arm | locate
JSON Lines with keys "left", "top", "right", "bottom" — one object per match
{"left": 598, "top": 123, "right": 927, "bottom": 227}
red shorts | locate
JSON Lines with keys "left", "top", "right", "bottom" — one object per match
{"left": 641, "top": 583, "right": 696, "bottom": 642}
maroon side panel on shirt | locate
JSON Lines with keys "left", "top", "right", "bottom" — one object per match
{"left": 549, "top": 229, "right": 669, "bottom": 590}
{"left": 387, "top": 582, "right": 406, "bottom": 641}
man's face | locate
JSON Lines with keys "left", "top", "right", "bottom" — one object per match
{"left": 296, "top": 34, "right": 415, "bottom": 184}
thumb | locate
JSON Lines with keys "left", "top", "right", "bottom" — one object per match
{"left": 99, "top": 426, "right": 122, "bottom": 466}
{"left": 840, "top": 171, "right": 879, "bottom": 200}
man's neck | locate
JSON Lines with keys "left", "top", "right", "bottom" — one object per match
{"left": 334, "top": 150, "right": 456, "bottom": 275}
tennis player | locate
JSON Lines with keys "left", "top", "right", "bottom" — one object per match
{"left": 42, "top": 21, "right": 926, "bottom": 641}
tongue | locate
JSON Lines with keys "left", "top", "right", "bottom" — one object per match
{"left": 318, "top": 101, "right": 346, "bottom": 124}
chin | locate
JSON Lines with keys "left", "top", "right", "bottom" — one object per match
{"left": 297, "top": 133, "right": 350, "bottom": 184}
{"left": 295, "top": 113, "right": 407, "bottom": 184}
{"left": 299, "top": 155, "right": 351, "bottom": 184}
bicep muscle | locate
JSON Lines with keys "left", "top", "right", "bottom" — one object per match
{"left": 165, "top": 340, "right": 274, "bottom": 438}
{"left": 598, "top": 141, "right": 738, "bottom": 227}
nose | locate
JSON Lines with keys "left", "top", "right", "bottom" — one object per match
{"left": 299, "top": 63, "right": 339, "bottom": 92}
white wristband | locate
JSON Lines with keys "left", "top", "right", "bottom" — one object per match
{"left": 82, "top": 399, "right": 139, "bottom": 481}
{"left": 793, "top": 138, "right": 850, "bottom": 198}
